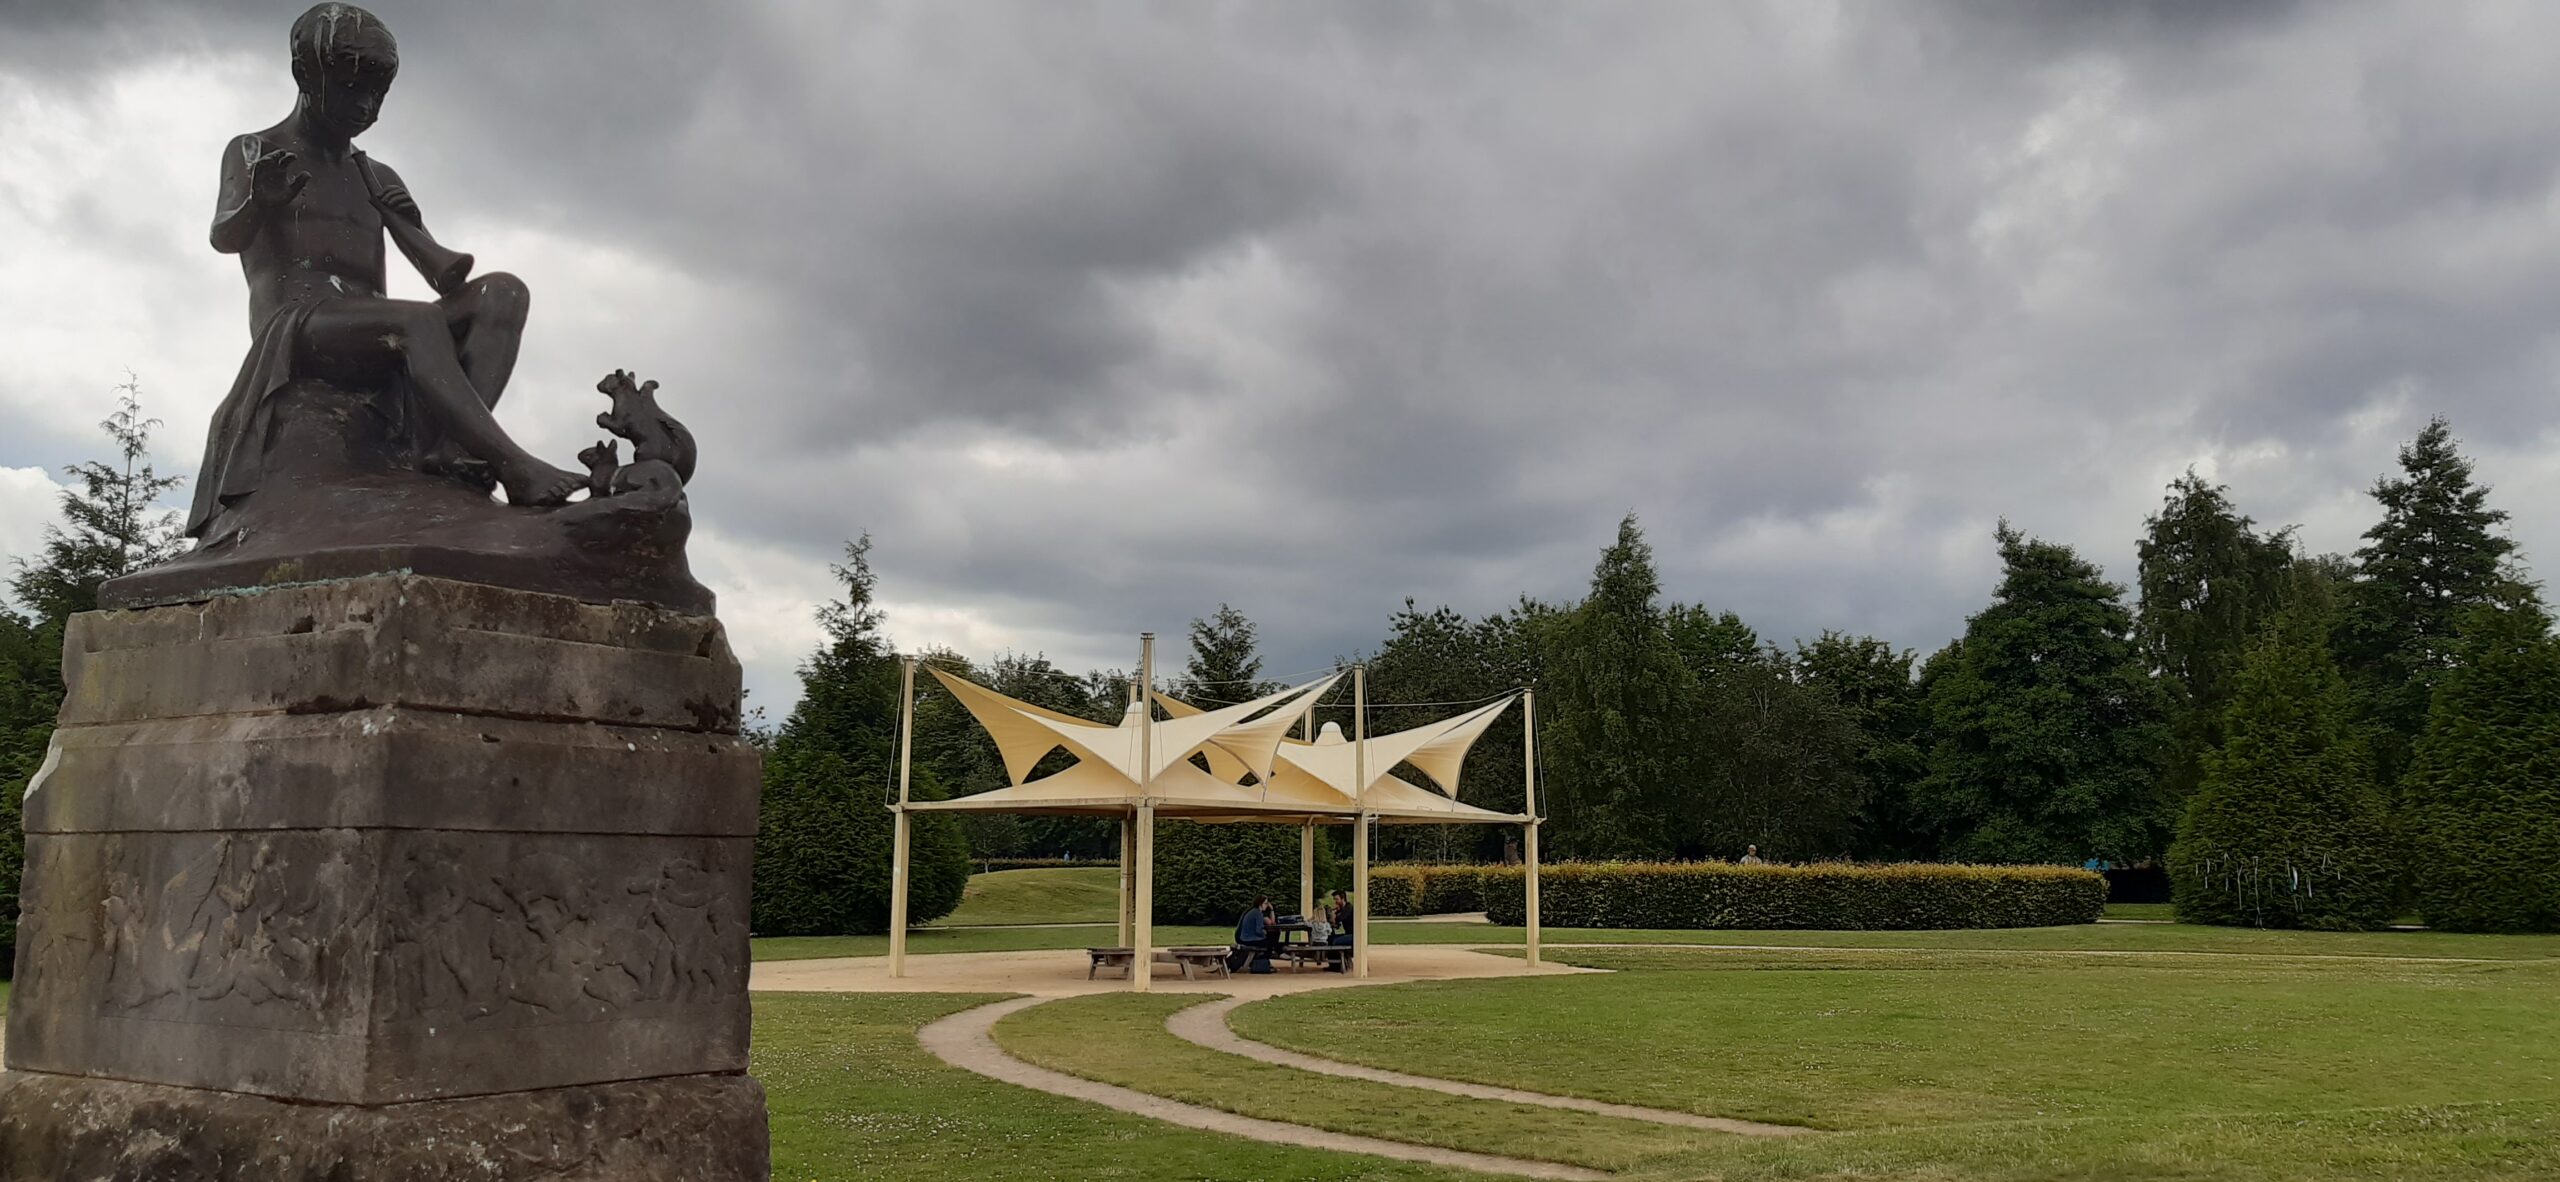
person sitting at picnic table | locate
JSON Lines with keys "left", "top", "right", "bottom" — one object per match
{"left": 1323, "top": 889, "right": 1353, "bottom": 972}
{"left": 1228, "top": 896, "right": 1280, "bottom": 974}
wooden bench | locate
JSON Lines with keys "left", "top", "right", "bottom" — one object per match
{"left": 1164, "top": 946, "right": 1233, "bottom": 979}
{"left": 1086, "top": 946, "right": 1234, "bottom": 979}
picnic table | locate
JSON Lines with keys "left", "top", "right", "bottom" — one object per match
{"left": 1264, "top": 921, "right": 1349, "bottom": 973}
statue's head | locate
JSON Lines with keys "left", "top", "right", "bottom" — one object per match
{"left": 289, "top": 3, "right": 398, "bottom": 140}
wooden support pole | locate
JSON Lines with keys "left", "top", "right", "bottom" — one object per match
{"left": 889, "top": 812, "right": 912, "bottom": 977}
{"left": 889, "top": 656, "right": 917, "bottom": 978}
{"left": 1300, "top": 820, "right": 1316, "bottom": 920}
{"left": 1353, "top": 664, "right": 1370, "bottom": 979}
{"left": 1522, "top": 688, "right": 1541, "bottom": 967}
{"left": 1523, "top": 821, "right": 1541, "bottom": 968}
{"left": 1116, "top": 813, "right": 1134, "bottom": 948}
{"left": 1132, "top": 803, "right": 1155, "bottom": 992}
{"left": 1131, "top": 633, "right": 1155, "bottom": 992}
{"left": 1352, "top": 812, "right": 1371, "bottom": 979}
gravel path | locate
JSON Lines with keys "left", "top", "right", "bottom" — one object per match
{"left": 1166, "top": 996, "right": 1807, "bottom": 1138}
{"left": 916, "top": 997, "right": 1610, "bottom": 1180}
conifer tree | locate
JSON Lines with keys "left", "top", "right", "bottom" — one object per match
{"left": 1174, "top": 604, "right": 1271, "bottom": 702}
{"left": 1689, "top": 644, "right": 1866, "bottom": 859}
{"left": 2335, "top": 418, "right": 2520, "bottom": 784}
{"left": 2401, "top": 599, "right": 2560, "bottom": 932}
{"left": 1366, "top": 600, "right": 1492, "bottom": 862}
{"left": 1539, "top": 515, "right": 1698, "bottom": 858}
{"left": 752, "top": 537, "right": 969, "bottom": 935}
{"left": 1797, "top": 631, "right": 1929, "bottom": 859}
{"left": 2167, "top": 615, "right": 2393, "bottom": 929}
{"left": 2137, "top": 471, "right": 2295, "bottom": 808}
{"left": 7, "top": 378, "right": 185, "bottom": 622}
{"left": 1915, "top": 524, "right": 2169, "bottom": 863}
{"left": 4, "top": 379, "right": 183, "bottom": 973}
{"left": 1152, "top": 603, "right": 1331, "bottom": 922}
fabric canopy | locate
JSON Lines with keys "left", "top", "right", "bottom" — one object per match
{"left": 1253, "top": 701, "right": 1524, "bottom": 825}
{"left": 904, "top": 667, "right": 1524, "bottom": 824}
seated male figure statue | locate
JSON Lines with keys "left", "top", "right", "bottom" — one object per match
{"left": 194, "top": 2, "right": 582, "bottom": 541}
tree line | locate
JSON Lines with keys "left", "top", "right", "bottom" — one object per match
{"left": 750, "top": 415, "right": 2557, "bottom": 934}
{"left": 3, "top": 387, "right": 2554, "bottom": 940}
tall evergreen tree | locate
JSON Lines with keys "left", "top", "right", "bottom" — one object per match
{"left": 1664, "top": 604, "right": 1759, "bottom": 678}
{"left": 1797, "top": 631, "right": 1928, "bottom": 860}
{"left": 1657, "top": 608, "right": 1868, "bottom": 858}
{"left": 2167, "top": 614, "right": 2394, "bottom": 929}
{"left": 1688, "top": 644, "right": 1867, "bottom": 859}
{"left": 2137, "top": 471, "right": 2295, "bottom": 809}
{"left": 1174, "top": 604, "right": 1272, "bottom": 702}
{"left": 8, "top": 378, "right": 186, "bottom": 621}
{"left": 1367, "top": 600, "right": 1497, "bottom": 862}
{"left": 4, "top": 380, "right": 184, "bottom": 973}
{"left": 2401, "top": 599, "right": 2560, "bottom": 932}
{"left": 1153, "top": 603, "right": 1320, "bottom": 921}
{"left": 752, "top": 538, "right": 969, "bottom": 935}
{"left": 1538, "top": 515, "right": 1699, "bottom": 858}
{"left": 2335, "top": 417, "right": 2521, "bottom": 785}
{"left": 1914, "top": 524, "right": 2169, "bottom": 863}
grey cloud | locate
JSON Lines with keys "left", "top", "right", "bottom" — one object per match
{"left": 10, "top": 0, "right": 2560, "bottom": 703}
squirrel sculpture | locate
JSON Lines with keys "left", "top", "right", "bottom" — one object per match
{"left": 581, "top": 369, "right": 695, "bottom": 507}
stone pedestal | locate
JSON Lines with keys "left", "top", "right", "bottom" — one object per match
{"left": 0, "top": 576, "right": 769, "bottom": 1180}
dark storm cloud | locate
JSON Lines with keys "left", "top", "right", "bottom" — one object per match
{"left": 10, "top": 0, "right": 2560, "bottom": 700}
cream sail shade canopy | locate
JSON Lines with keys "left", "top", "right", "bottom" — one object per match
{"left": 885, "top": 652, "right": 1546, "bottom": 987}
{"left": 902, "top": 668, "right": 1371, "bottom": 818}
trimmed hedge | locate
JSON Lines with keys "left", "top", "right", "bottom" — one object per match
{"left": 973, "top": 857, "right": 1118, "bottom": 873}
{"left": 1369, "top": 864, "right": 1492, "bottom": 915}
{"left": 1368, "top": 867, "right": 1424, "bottom": 916}
{"left": 1151, "top": 822, "right": 1345, "bottom": 925}
{"left": 1481, "top": 861, "right": 2105, "bottom": 930}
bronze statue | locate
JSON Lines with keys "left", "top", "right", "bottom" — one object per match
{"left": 109, "top": 3, "right": 712, "bottom": 614}
{"left": 198, "top": 3, "right": 582, "bottom": 530}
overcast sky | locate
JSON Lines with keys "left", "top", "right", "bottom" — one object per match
{"left": 8, "top": 1, "right": 2560, "bottom": 714}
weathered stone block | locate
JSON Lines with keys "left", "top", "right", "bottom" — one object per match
{"left": 7, "top": 829, "right": 751, "bottom": 1103}
{"left": 1, "top": 575, "right": 766, "bottom": 1178}
{"left": 58, "top": 576, "right": 740, "bottom": 731}
{"left": 0, "top": 1070, "right": 769, "bottom": 1181}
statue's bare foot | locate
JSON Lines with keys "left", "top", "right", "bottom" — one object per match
{"left": 498, "top": 458, "right": 585, "bottom": 507}
{"left": 422, "top": 446, "right": 499, "bottom": 493}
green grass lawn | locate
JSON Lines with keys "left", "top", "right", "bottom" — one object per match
{"left": 754, "top": 915, "right": 2560, "bottom": 962}
{"left": 940, "top": 867, "right": 1125, "bottom": 927}
{"left": 2103, "top": 901, "right": 2173, "bottom": 920}
{"left": 1223, "top": 945, "right": 2560, "bottom": 1180}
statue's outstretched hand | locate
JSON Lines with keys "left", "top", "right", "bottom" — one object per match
{"left": 250, "top": 148, "right": 309, "bottom": 209}
{"left": 377, "top": 183, "right": 422, "bottom": 225}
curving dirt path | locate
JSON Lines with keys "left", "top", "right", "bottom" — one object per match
{"left": 917, "top": 997, "right": 1610, "bottom": 1181}
{"left": 1167, "top": 996, "right": 1808, "bottom": 1138}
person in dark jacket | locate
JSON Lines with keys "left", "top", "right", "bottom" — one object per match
{"left": 1228, "top": 896, "right": 1279, "bottom": 973}
{"left": 1323, "top": 889, "right": 1353, "bottom": 972}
